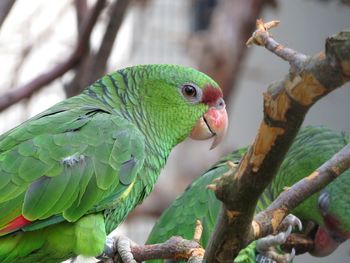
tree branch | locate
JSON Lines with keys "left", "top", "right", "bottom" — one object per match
{"left": 253, "top": 142, "right": 350, "bottom": 238}
{"left": 204, "top": 21, "right": 350, "bottom": 262}
{"left": 190, "top": 0, "right": 267, "bottom": 101}
{"left": 102, "top": 220, "right": 204, "bottom": 263}
{"left": 0, "top": 0, "right": 16, "bottom": 30}
{"left": 246, "top": 19, "right": 308, "bottom": 71}
{"left": 0, "top": 0, "right": 106, "bottom": 112}
{"left": 281, "top": 233, "right": 314, "bottom": 255}
{"left": 92, "top": 0, "right": 130, "bottom": 80}
{"left": 128, "top": 236, "right": 204, "bottom": 262}
{"left": 74, "top": 0, "right": 88, "bottom": 35}
{"left": 65, "top": 0, "right": 130, "bottom": 97}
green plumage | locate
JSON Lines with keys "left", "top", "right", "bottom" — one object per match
{"left": 0, "top": 64, "right": 221, "bottom": 262}
{"left": 146, "top": 126, "right": 350, "bottom": 262}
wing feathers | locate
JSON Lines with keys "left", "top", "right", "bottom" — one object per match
{"left": 0, "top": 107, "right": 145, "bottom": 234}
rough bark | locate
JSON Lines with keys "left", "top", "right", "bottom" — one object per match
{"left": 101, "top": 220, "right": 204, "bottom": 263}
{"left": 129, "top": 236, "right": 204, "bottom": 262}
{"left": 253, "top": 142, "right": 350, "bottom": 238}
{"left": 203, "top": 20, "right": 350, "bottom": 262}
{"left": 281, "top": 233, "right": 314, "bottom": 255}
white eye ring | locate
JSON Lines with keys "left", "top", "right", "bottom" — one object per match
{"left": 180, "top": 83, "right": 202, "bottom": 103}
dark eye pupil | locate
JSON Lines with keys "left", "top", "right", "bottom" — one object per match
{"left": 183, "top": 85, "right": 196, "bottom": 97}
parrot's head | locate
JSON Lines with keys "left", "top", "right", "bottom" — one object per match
{"left": 120, "top": 64, "right": 228, "bottom": 150}
{"left": 309, "top": 170, "right": 350, "bottom": 257}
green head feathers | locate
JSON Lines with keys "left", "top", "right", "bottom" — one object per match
{"left": 89, "top": 64, "right": 228, "bottom": 151}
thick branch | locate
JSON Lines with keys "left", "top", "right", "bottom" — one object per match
{"left": 204, "top": 21, "right": 350, "bottom": 262}
{"left": 0, "top": 0, "right": 106, "bottom": 112}
{"left": 254, "top": 143, "right": 350, "bottom": 238}
{"left": 103, "top": 220, "right": 204, "bottom": 263}
{"left": 127, "top": 237, "right": 204, "bottom": 262}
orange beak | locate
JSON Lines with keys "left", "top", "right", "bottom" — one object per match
{"left": 190, "top": 105, "right": 228, "bottom": 149}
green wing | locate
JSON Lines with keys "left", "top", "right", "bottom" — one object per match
{"left": 0, "top": 97, "right": 145, "bottom": 235}
{"left": 146, "top": 149, "right": 247, "bottom": 262}
{"left": 146, "top": 126, "right": 350, "bottom": 263}
{"left": 269, "top": 126, "right": 350, "bottom": 224}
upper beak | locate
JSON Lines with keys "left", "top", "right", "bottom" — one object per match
{"left": 190, "top": 103, "right": 228, "bottom": 149}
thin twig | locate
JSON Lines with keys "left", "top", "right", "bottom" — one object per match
{"left": 246, "top": 19, "right": 308, "bottom": 71}
{"left": 65, "top": 0, "right": 130, "bottom": 97}
{"left": 9, "top": 44, "right": 33, "bottom": 88}
{"left": 93, "top": 0, "right": 130, "bottom": 79}
{"left": 191, "top": 0, "right": 266, "bottom": 101}
{"left": 0, "top": 0, "right": 106, "bottom": 112}
{"left": 74, "top": 0, "right": 88, "bottom": 35}
{"left": 0, "top": 0, "right": 16, "bottom": 30}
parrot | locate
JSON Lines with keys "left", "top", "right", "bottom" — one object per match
{"left": 0, "top": 64, "right": 228, "bottom": 263}
{"left": 146, "top": 126, "right": 350, "bottom": 262}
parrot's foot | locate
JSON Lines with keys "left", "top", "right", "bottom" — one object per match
{"left": 255, "top": 249, "right": 295, "bottom": 263}
{"left": 256, "top": 214, "right": 302, "bottom": 263}
{"left": 98, "top": 235, "right": 138, "bottom": 263}
{"left": 256, "top": 254, "right": 277, "bottom": 263}
{"left": 277, "top": 214, "right": 302, "bottom": 233}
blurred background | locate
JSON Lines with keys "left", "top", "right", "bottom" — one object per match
{"left": 0, "top": 0, "right": 349, "bottom": 262}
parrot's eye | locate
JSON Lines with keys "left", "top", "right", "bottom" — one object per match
{"left": 182, "top": 85, "right": 197, "bottom": 97}
{"left": 180, "top": 83, "right": 202, "bottom": 103}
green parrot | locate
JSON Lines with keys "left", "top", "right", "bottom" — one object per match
{"left": 0, "top": 64, "right": 228, "bottom": 263}
{"left": 146, "top": 126, "right": 350, "bottom": 262}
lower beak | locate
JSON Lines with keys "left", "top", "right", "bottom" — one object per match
{"left": 310, "top": 226, "right": 348, "bottom": 257}
{"left": 190, "top": 107, "right": 228, "bottom": 149}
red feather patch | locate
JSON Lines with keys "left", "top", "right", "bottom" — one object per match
{"left": 202, "top": 85, "right": 223, "bottom": 105}
{"left": 0, "top": 215, "right": 31, "bottom": 235}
